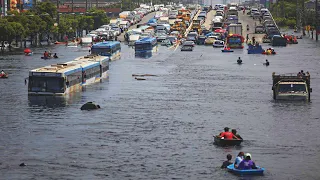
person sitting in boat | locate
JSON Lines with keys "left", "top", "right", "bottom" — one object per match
{"left": 221, "top": 154, "right": 233, "bottom": 169}
{"left": 219, "top": 127, "right": 239, "bottom": 140}
{"left": 53, "top": 53, "right": 58, "bottom": 58}
{"left": 231, "top": 129, "right": 242, "bottom": 139}
{"left": 234, "top": 152, "right": 244, "bottom": 168}
{"left": 48, "top": 51, "right": 52, "bottom": 57}
{"left": 237, "top": 153, "right": 258, "bottom": 170}
{"left": 1, "top": 70, "right": 6, "bottom": 75}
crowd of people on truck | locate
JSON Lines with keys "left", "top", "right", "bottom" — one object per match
{"left": 221, "top": 152, "right": 258, "bottom": 170}
{"left": 297, "top": 70, "right": 310, "bottom": 77}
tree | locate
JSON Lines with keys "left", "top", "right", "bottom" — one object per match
{"left": 87, "top": 8, "right": 110, "bottom": 29}
{"left": 34, "top": 1, "right": 58, "bottom": 44}
{"left": 9, "top": 22, "right": 25, "bottom": 46}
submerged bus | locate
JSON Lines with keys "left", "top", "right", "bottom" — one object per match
{"left": 91, "top": 41, "right": 121, "bottom": 61}
{"left": 134, "top": 37, "right": 158, "bottom": 58}
{"left": 28, "top": 55, "right": 109, "bottom": 96}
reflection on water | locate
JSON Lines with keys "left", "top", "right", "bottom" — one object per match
{"left": 28, "top": 92, "right": 82, "bottom": 108}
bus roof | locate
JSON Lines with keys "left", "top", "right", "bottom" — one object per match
{"left": 30, "top": 55, "right": 109, "bottom": 75}
{"left": 91, "top": 41, "right": 120, "bottom": 49}
{"left": 135, "top": 37, "right": 157, "bottom": 44}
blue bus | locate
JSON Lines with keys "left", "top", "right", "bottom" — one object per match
{"left": 91, "top": 41, "right": 121, "bottom": 61}
{"left": 134, "top": 37, "right": 158, "bottom": 58}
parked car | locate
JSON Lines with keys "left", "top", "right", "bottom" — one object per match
{"left": 255, "top": 25, "right": 264, "bottom": 33}
{"left": 253, "top": 12, "right": 261, "bottom": 19}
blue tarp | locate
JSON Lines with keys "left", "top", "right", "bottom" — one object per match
{"left": 247, "top": 44, "right": 265, "bottom": 54}
{"left": 148, "top": 18, "right": 157, "bottom": 24}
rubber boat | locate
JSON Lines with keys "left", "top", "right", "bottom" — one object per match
{"left": 41, "top": 56, "right": 58, "bottom": 59}
{"left": 262, "top": 49, "right": 276, "bottom": 55}
{"left": 247, "top": 44, "right": 264, "bottom": 54}
{"left": 0, "top": 73, "right": 8, "bottom": 78}
{"left": 214, "top": 136, "right": 242, "bottom": 146}
{"left": 221, "top": 49, "right": 234, "bottom": 52}
{"left": 227, "top": 164, "right": 265, "bottom": 175}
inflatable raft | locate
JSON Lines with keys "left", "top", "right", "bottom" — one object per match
{"left": 0, "top": 74, "right": 8, "bottom": 78}
{"left": 227, "top": 164, "right": 265, "bottom": 175}
{"left": 221, "top": 49, "right": 234, "bottom": 52}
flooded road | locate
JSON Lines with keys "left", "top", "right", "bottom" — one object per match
{"left": 1, "top": 39, "right": 320, "bottom": 179}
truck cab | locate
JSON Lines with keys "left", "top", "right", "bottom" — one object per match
{"left": 272, "top": 72, "right": 312, "bottom": 101}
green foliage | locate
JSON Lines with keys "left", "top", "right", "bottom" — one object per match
{"left": 9, "top": 22, "right": 25, "bottom": 40}
{"left": 87, "top": 8, "right": 110, "bottom": 29}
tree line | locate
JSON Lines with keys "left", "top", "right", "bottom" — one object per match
{"left": 271, "top": 0, "right": 315, "bottom": 29}
{"left": 0, "top": 1, "right": 110, "bottom": 50}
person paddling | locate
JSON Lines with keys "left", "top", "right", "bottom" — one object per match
{"left": 53, "top": 53, "right": 58, "bottom": 58}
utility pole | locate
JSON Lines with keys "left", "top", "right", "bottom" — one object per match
{"left": 296, "top": 0, "right": 299, "bottom": 32}
{"left": 316, "top": 0, "right": 318, "bottom": 41}
{"left": 86, "top": 0, "right": 88, "bottom": 12}
{"left": 71, "top": 0, "right": 74, "bottom": 13}
{"left": 302, "top": 0, "right": 306, "bottom": 36}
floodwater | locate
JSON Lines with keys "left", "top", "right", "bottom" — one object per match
{"left": 1, "top": 38, "right": 320, "bottom": 180}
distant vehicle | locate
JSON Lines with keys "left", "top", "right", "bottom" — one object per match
{"left": 186, "top": 32, "right": 198, "bottom": 42}
{"left": 272, "top": 72, "right": 312, "bottom": 101}
{"left": 253, "top": 12, "right": 261, "bottom": 19}
{"left": 134, "top": 37, "right": 158, "bottom": 58}
{"left": 255, "top": 25, "right": 264, "bottom": 33}
{"left": 183, "top": 40, "right": 195, "bottom": 46}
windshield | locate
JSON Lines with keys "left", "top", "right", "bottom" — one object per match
{"left": 228, "top": 37, "right": 242, "bottom": 43}
{"left": 29, "top": 77, "right": 65, "bottom": 93}
{"left": 278, "top": 84, "right": 307, "bottom": 93}
{"left": 135, "top": 43, "right": 154, "bottom": 51}
{"left": 91, "top": 48, "right": 112, "bottom": 55}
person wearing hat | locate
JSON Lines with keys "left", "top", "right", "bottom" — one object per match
{"left": 219, "top": 127, "right": 240, "bottom": 140}
{"left": 237, "top": 153, "right": 257, "bottom": 170}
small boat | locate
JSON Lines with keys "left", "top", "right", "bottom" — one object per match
{"left": 0, "top": 73, "right": 8, "bottom": 78}
{"left": 227, "top": 164, "right": 265, "bottom": 175}
{"left": 213, "top": 40, "right": 224, "bottom": 47}
{"left": 41, "top": 56, "right": 58, "bottom": 59}
{"left": 54, "top": 41, "right": 67, "bottom": 45}
{"left": 221, "top": 49, "right": 234, "bottom": 52}
{"left": 25, "top": 52, "right": 33, "bottom": 56}
{"left": 262, "top": 49, "right": 276, "bottom": 55}
{"left": 213, "top": 136, "right": 242, "bottom": 146}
